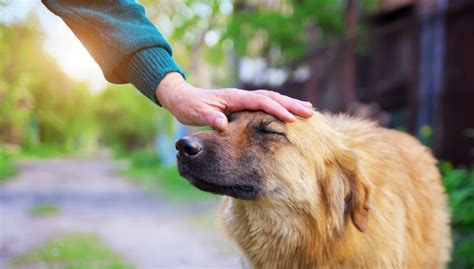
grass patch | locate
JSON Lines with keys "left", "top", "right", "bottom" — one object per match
{"left": 19, "top": 144, "right": 73, "bottom": 159}
{"left": 0, "top": 146, "right": 17, "bottom": 183}
{"left": 30, "top": 203, "right": 61, "bottom": 217}
{"left": 12, "top": 233, "right": 133, "bottom": 269}
{"left": 0, "top": 143, "right": 76, "bottom": 184}
{"left": 120, "top": 149, "right": 216, "bottom": 202}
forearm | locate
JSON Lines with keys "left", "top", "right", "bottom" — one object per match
{"left": 42, "top": 1, "right": 313, "bottom": 130}
{"left": 42, "top": 0, "right": 184, "bottom": 104}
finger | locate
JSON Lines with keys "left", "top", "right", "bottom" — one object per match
{"left": 201, "top": 108, "right": 228, "bottom": 131}
{"left": 256, "top": 90, "right": 313, "bottom": 112}
{"left": 229, "top": 92, "right": 296, "bottom": 122}
{"left": 254, "top": 90, "right": 313, "bottom": 118}
{"left": 299, "top": 100, "right": 313, "bottom": 107}
{"left": 254, "top": 90, "right": 303, "bottom": 103}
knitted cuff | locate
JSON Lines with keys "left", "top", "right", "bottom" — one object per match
{"left": 122, "top": 47, "right": 185, "bottom": 105}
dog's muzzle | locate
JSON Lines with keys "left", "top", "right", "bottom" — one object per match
{"left": 175, "top": 135, "right": 260, "bottom": 200}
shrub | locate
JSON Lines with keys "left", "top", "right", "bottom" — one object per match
{"left": 95, "top": 85, "right": 159, "bottom": 152}
{"left": 440, "top": 162, "right": 474, "bottom": 269}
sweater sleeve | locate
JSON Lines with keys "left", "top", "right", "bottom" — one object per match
{"left": 42, "top": 0, "right": 185, "bottom": 105}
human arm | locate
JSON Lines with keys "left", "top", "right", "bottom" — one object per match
{"left": 42, "top": 0, "right": 183, "bottom": 104}
{"left": 42, "top": 0, "right": 313, "bottom": 130}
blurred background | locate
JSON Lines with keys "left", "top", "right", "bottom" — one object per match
{"left": 0, "top": 0, "right": 473, "bottom": 268}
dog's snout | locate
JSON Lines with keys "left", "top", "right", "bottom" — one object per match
{"left": 176, "top": 137, "right": 203, "bottom": 158}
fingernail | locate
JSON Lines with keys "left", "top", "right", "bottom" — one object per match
{"left": 287, "top": 113, "right": 296, "bottom": 122}
{"left": 215, "top": 117, "right": 227, "bottom": 130}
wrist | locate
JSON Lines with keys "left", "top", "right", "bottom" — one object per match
{"left": 155, "top": 72, "right": 189, "bottom": 109}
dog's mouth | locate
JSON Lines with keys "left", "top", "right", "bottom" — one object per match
{"left": 189, "top": 176, "right": 257, "bottom": 200}
{"left": 178, "top": 162, "right": 258, "bottom": 200}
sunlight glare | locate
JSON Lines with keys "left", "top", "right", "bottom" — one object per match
{"left": 38, "top": 4, "right": 107, "bottom": 93}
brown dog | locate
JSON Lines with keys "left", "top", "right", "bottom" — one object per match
{"left": 176, "top": 111, "right": 451, "bottom": 269}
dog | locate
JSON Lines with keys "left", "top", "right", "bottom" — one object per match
{"left": 176, "top": 111, "right": 451, "bottom": 269}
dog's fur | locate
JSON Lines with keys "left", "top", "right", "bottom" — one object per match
{"left": 177, "top": 111, "right": 451, "bottom": 269}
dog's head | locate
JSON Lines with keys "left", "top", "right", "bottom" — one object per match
{"left": 176, "top": 111, "right": 370, "bottom": 233}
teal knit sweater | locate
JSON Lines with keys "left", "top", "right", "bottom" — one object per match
{"left": 42, "top": 0, "right": 185, "bottom": 105}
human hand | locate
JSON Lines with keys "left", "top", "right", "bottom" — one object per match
{"left": 155, "top": 72, "right": 313, "bottom": 131}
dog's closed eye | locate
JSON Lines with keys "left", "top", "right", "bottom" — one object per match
{"left": 255, "top": 121, "right": 287, "bottom": 137}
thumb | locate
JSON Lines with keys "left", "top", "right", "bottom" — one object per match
{"left": 202, "top": 110, "right": 228, "bottom": 131}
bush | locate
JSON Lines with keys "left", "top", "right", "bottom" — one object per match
{"left": 126, "top": 148, "right": 161, "bottom": 169}
{"left": 95, "top": 85, "right": 159, "bottom": 152}
{"left": 440, "top": 162, "right": 474, "bottom": 269}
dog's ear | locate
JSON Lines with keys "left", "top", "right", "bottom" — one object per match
{"left": 345, "top": 168, "right": 370, "bottom": 233}
{"left": 321, "top": 149, "right": 371, "bottom": 236}
{"left": 338, "top": 149, "right": 371, "bottom": 233}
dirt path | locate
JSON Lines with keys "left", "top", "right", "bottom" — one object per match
{"left": 0, "top": 158, "right": 241, "bottom": 269}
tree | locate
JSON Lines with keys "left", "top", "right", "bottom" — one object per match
{"left": 0, "top": 19, "right": 93, "bottom": 150}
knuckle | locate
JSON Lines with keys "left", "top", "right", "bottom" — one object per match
{"left": 267, "top": 90, "right": 281, "bottom": 99}
{"left": 258, "top": 95, "right": 272, "bottom": 104}
{"left": 271, "top": 90, "right": 281, "bottom": 96}
{"left": 254, "top": 98, "right": 269, "bottom": 109}
{"left": 255, "top": 89, "right": 270, "bottom": 95}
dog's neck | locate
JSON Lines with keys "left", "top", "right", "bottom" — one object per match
{"left": 222, "top": 198, "right": 340, "bottom": 269}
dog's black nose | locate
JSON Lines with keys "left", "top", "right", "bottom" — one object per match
{"left": 176, "top": 137, "right": 202, "bottom": 157}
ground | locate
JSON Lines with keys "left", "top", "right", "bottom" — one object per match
{"left": 0, "top": 157, "right": 241, "bottom": 269}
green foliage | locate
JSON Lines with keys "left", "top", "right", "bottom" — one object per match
{"left": 0, "top": 146, "right": 17, "bottom": 182}
{"left": 141, "top": 0, "right": 368, "bottom": 86}
{"left": 440, "top": 162, "right": 474, "bottom": 269}
{"left": 417, "top": 125, "right": 433, "bottom": 147}
{"left": 120, "top": 149, "right": 216, "bottom": 202}
{"left": 0, "top": 21, "right": 94, "bottom": 151}
{"left": 30, "top": 203, "right": 61, "bottom": 217}
{"left": 360, "top": 0, "right": 379, "bottom": 13}
{"left": 1, "top": 19, "right": 172, "bottom": 155}
{"left": 12, "top": 233, "right": 133, "bottom": 269}
{"left": 94, "top": 85, "right": 159, "bottom": 152}
{"left": 226, "top": 0, "right": 344, "bottom": 62}
{"left": 126, "top": 148, "right": 161, "bottom": 168}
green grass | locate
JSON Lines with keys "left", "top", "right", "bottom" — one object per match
{"left": 1, "top": 143, "right": 72, "bottom": 183}
{"left": 19, "top": 144, "right": 73, "bottom": 159}
{"left": 120, "top": 149, "right": 216, "bottom": 202}
{"left": 0, "top": 146, "right": 17, "bottom": 183}
{"left": 30, "top": 203, "right": 61, "bottom": 217}
{"left": 122, "top": 163, "right": 217, "bottom": 202}
{"left": 12, "top": 233, "right": 133, "bottom": 269}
